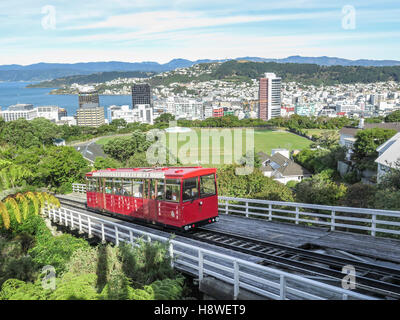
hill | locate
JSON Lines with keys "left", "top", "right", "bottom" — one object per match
{"left": 2, "top": 55, "right": 400, "bottom": 82}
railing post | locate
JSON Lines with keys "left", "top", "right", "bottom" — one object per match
{"left": 268, "top": 204, "right": 272, "bottom": 221}
{"left": 71, "top": 211, "right": 74, "bottom": 229}
{"left": 280, "top": 275, "right": 287, "bottom": 300}
{"left": 79, "top": 214, "right": 82, "bottom": 233}
{"left": 198, "top": 250, "right": 204, "bottom": 282}
{"left": 88, "top": 217, "right": 92, "bottom": 237}
{"left": 225, "top": 200, "right": 229, "bottom": 215}
{"left": 295, "top": 206, "right": 299, "bottom": 224}
{"left": 233, "top": 260, "right": 239, "bottom": 300}
{"left": 115, "top": 225, "right": 119, "bottom": 246}
{"left": 169, "top": 243, "right": 174, "bottom": 268}
{"left": 245, "top": 201, "right": 249, "bottom": 218}
{"left": 101, "top": 223, "right": 105, "bottom": 243}
{"left": 331, "top": 210, "right": 335, "bottom": 231}
{"left": 371, "top": 214, "right": 376, "bottom": 237}
{"left": 129, "top": 230, "right": 133, "bottom": 246}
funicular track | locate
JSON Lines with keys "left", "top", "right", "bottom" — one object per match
{"left": 57, "top": 197, "right": 400, "bottom": 299}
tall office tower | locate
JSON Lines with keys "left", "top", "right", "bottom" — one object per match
{"left": 132, "top": 84, "right": 151, "bottom": 108}
{"left": 76, "top": 107, "right": 105, "bottom": 127}
{"left": 78, "top": 86, "right": 100, "bottom": 108}
{"left": 77, "top": 87, "right": 104, "bottom": 127}
{"left": 258, "top": 73, "right": 282, "bottom": 121}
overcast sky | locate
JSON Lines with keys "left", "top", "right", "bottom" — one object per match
{"left": 0, "top": 0, "right": 399, "bottom": 65}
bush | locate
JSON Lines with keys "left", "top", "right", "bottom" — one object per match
{"left": 29, "top": 233, "right": 90, "bottom": 274}
{"left": 49, "top": 273, "right": 98, "bottom": 300}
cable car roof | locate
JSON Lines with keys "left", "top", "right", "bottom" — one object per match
{"left": 86, "top": 167, "right": 216, "bottom": 180}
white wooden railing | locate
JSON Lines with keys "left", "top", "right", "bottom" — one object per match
{"left": 43, "top": 205, "right": 375, "bottom": 300}
{"left": 72, "top": 183, "right": 400, "bottom": 239}
{"left": 219, "top": 196, "right": 400, "bottom": 238}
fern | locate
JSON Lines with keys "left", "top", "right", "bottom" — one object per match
{"left": 15, "top": 194, "right": 29, "bottom": 220}
{"left": 0, "top": 202, "right": 10, "bottom": 230}
{"left": 25, "top": 192, "right": 39, "bottom": 216}
{"left": 5, "top": 198, "right": 22, "bottom": 223}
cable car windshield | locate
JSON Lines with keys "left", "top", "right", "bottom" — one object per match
{"left": 200, "top": 174, "right": 217, "bottom": 198}
{"left": 182, "top": 177, "right": 199, "bottom": 202}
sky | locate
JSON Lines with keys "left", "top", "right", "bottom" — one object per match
{"left": 0, "top": 0, "right": 399, "bottom": 65}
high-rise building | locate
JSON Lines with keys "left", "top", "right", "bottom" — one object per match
{"left": 78, "top": 86, "right": 100, "bottom": 108}
{"left": 77, "top": 87, "right": 104, "bottom": 127}
{"left": 258, "top": 73, "right": 282, "bottom": 121}
{"left": 132, "top": 84, "right": 151, "bottom": 108}
{"left": 76, "top": 107, "right": 105, "bottom": 127}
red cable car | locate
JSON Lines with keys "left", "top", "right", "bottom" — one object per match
{"left": 85, "top": 167, "right": 219, "bottom": 231}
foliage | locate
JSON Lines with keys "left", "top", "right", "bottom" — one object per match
{"left": 295, "top": 174, "right": 347, "bottom": 206}
{"left": 49, "top": 273, "right": 98, "bottom": 300}
{"left": 385, "top": 110, "right": 400, "bottom": 123}
{"left": 103, "top": 131, "right": 152, "bottom": 163}
{"left": 118, "top": 240, "right": 176, "bottom": 286}
{"left": 94, "top": 157, "right": 123, "bottom": 170}
{"left": 29, "top": 233, "right": 90, "bottom": 274}
{"left": 352, "top": 128, "right": 397, "bottom": 171}
{"left": 294, "top": 146, "right": 346, "bottom": 175}
{"left": 154, "top": 113, "right": 176, "bottom": 125}
{"left": 217, "top": 165, "right": 294, "bottom": 201}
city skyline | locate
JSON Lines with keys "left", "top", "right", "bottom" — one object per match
{"left": 0, "top": 0, "right": 399, "bottom": 65}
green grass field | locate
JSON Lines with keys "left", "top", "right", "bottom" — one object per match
{"left": 96, "top": 128, "right": 312, "bottom": 167}
{"left": 303, "top": 129, "right": 339, "bottom": 138}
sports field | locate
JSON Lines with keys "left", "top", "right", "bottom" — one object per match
{"left": 96, "top": 128, "right": 312, "bottom": 166}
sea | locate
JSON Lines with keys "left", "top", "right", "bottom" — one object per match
{"left": 0, "top": 81, "right": 133, "bottom": 119}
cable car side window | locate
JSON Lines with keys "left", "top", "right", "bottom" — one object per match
{"left": 105, "top": 179, "right": 113, "bottom": 194}
{"left": 122, "top": 179, "right": 132, "bottom": 197}
{"left": 182, "top": 177, "right": 199, "bottom": 202}
{"left": 200, "top": 174, "right": 216, "bottom": 198}
{"left": 165, "top": 179, "right": 180, "bottom": 203}
{"left": 156, "top": 179, "right": 166, "bottom": 200}
{"left": 132, "top": 179, "right": 144, "bottom": 198}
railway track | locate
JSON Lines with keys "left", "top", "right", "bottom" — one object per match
{"left": 57, "top": 197, "right": 400, "bottom": 299}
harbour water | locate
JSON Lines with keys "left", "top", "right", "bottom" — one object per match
{"left": 0, "top": 81, "right": 132, "bottom": 118}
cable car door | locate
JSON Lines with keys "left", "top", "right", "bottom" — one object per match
{"left": 181, "top": 177, "right": 201, "bottom": 226}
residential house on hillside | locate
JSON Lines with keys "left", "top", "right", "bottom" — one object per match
{"left": 338, "top": 120, "right": 400, "bottom": 181}
{"left": 375, "top": 132, "right": 400, "bottom": 183}
{"left": 258, "top": 149, "right": 311, "bottom": 185}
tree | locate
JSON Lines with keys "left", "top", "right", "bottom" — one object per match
{"left": 217, "top": 165, "right": 294, "bottom": 201}
{"left": 295, "top": 174, "right": 347, "bottom": 206}
{"left": 103, "top": 131, "right": 152, "bottom": 163}
{"left": 94, "top": 157, "right": 122, "bottom": 170}
{"left": 37, "top": 146, "right": 90, "bottom": 190}
{"left": 385, "top": 110, "right": 400, "bottom": 123}
{"left": 353, "top": 128, "right": 397, "bottom": 170}
{"left": 154, "top": 113, "right": 175, "bottom": 125}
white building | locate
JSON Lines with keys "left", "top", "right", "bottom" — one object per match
{"left": 375, "top": 132, "right": 400, "bottom": 183}
{"left": 58, "top": 116, "right": 77, "bottom": 126}
{"left": 108, "top": 104, "right": 154, "bottom": 125}
{"left": 0, "top": 104, "right": 37, "bottom": 122}
{"left": 36, "top": 106, "right": 60, "bottom": 122}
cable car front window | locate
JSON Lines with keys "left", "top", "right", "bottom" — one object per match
{"left": 182, "top": 178, "right": 199, "bottom": 202}
{"left": 165, "top": 179, "right": 181, "bottom": 203}
{"left": 200, "top": 174, "right": 217, "bottom": 198}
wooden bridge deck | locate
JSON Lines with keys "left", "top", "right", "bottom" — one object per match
{"left": 59, "top": 194, "right": 400, "bottom": 265}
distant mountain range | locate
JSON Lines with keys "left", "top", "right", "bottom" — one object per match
{"left": 1, "top": 56, "right": 400, "bottom": 82}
